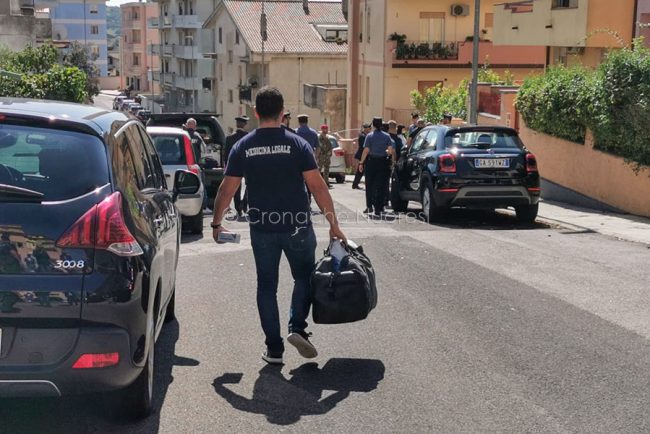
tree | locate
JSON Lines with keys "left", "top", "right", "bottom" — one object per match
{"left": 0, "top": 43, "right": 89, "bottom": 103}
{"left": 410, "top": 81, "right": 469, "bottom": 123}
{"left": 62, "top": 42, "right": 100, "bottom": 101}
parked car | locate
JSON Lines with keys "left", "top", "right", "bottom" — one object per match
{"left": 112, "top": 94, "right": 127, "bottom": 110}
{"left": 118, "top": 99, "right": 135, "bottom": 111}
{"left": 0, "top": 98, "right": 200, "bottom": 419}
{"left": 146, "top": 126, "right": 205, "bottom": 234}
{"left": 128, "top": 104, "right": 143, "bottom": 115}
{"left": 326, "top": 134, "right": 347, "bottom": 184}
{"left": 136, "top": 109, "right": 152, "bottom": 123}
{"left": 147, "top": 113, "right": 226, "bottom": 205}
{"left": 391, "top": 125, "right": 540, "bottom": 223}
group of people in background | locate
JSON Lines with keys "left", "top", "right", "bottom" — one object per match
{"left": 351, "top": 111, "right": 454, "bottom": 216}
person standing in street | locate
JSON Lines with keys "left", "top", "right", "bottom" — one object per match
{"left": 352, "top": 122, "right": 371, "bottom": 190}
{"left": 184, "top": 117, "right": 209, "bottom": 210}
{"left": 358, "top": 117, "right": 396, "bottom": 215}
{"left": 295, "top": 114, "right": 319, "bottom": 153}
{"left": 407, "top": 112, "right": 420, "bottom": 138}
{"left": 281, "top": 111, "right": 295, "bottom": 134}
{"left": 224, "top": 116, "right": 250, "bottom": 216}
{"left": 317, "top": 124, "right": 333, "bottom": 187}
{"left": 211, "top": 86, "right": 347, "bottom": 365}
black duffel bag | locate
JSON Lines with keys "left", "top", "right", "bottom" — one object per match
{"left": 311, "top": 243, "right": 377, "bottom": 324}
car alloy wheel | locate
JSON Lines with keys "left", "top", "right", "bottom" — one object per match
{"left": 422, "top": 186, "right": 431, "bottom": 221}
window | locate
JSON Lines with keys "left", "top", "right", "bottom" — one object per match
{"left": 228, "top": 50, "right": 233, "bottom": 64}
{"left": 133, "top": 54, "right": 140, "bottom": 66}
{"left": 125, "top": 126, "right": 156, "bottom": 190}
{"left": 90, "top": 25, "right": 99, "bottom": 35}
{"left": 90, "top": 45, "right": 100, "bottom": 58}
{"left": 132, "top": 29, "right": 141, "bottom": 43}
{"left": 219, "top": 63, "right": 223, "bottom": 81}
{"left": 137, "top": 126, "right": 164, "bottom": 189}
{"left": 444, "top": 130, "right": 523, "bottom": 149}
{"left": 366, "top": 6, "right": 371, "bottom": 43}
{"left": 423, "top": 129, "right": 438, "bottom": 150}
{"left": 202, "top": 78, "right": 212, "bottom": 91}
{"left": 552, "top": 0, "right": 578, "bottom": 7}
{"left": 238, "top": 65, "right": 242, "bottom": 84}
{"left": 236, "top": 30, "right": 240, "bottom": 45}
{"left": 410, "top": 129, "right": 429, "bottom": 153}
{"left": 365, "top": 76, "right": 370, "bottom": 106}
{"left": 484, "top": 13, "right": 494, "bottom": 28}
{"left": 228, "top": 89, "right": 233, "bottom": 103}
{"left": 420, "top": 12, "right": 445, "bottom": 42}
{"left": 89, "top": 4, "right": 98, "bottom": 14}
{"left": 189, "top": 1, "right": 194, "bottom": 15}
{"left": 219, "top": 27, "right": 222, "bottom": 44}
{"left": 324, "top": 29, "right": 348, "bottom": 42}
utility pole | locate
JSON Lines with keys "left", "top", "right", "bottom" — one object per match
{"left": 260, "top": 0, "right": 267, "bottom": 87}
{"left": 469, "top": 0, "right": 481, "bottom": 125}
{"left": 150, "top": 41, "right": 155, "bottom": 113}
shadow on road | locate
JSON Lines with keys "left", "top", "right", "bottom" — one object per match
{"left": 398, "top": 207, "right": 551, "bottom": 230}
{"left": 0, "top": 320, "right": 198, "bottom": 433}
{"left": 212, "top": 358, "right": 385, "bottom": 426}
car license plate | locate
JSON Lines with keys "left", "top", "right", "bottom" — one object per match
{"left": 475, "top": 158, "right": 509, "bottom": 168}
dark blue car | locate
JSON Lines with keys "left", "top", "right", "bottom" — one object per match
{"left": 392, "top": 125, "right": 541, "bottom": 222}
{"left": 0, "top": 98, "right": 200, "bottom": 419}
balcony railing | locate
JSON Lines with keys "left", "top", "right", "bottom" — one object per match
{"left": 162, "top": 44, "right": 174, "bottom": 56}
{"left": 391, "top": 40, "right": 546, "bottom": 67}
{"left": 174, "top": 45, "right": 201, "bottom": 59}
{"left": 161, "top": 15, "right": 172, "bottom": 28}
{"left": 148, "top": 17, "right": 159, "bottom": 28}
{"left": 394, "top": 41, "right": 459, "bottom": 62}
{"left": 173, "top": 15, "right": 201, "bottom": 29}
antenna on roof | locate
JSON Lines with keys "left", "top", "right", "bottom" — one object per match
{"left": 303, "top": 0, "right": 309, "bottom": 15}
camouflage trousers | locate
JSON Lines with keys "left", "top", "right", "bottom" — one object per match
{"left": 318, "top": 157, "right": 331, "bottom": 184}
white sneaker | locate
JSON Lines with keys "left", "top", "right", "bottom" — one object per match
{"left": 287, "top": 332, "right": 318, "bottom": 359}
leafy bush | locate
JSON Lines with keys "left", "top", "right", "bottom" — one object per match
{"left": 516, "top": 66, "right": 593, "bottom": 143}
{"left": 410, "top": 81, "right": 468, "bottom": 123}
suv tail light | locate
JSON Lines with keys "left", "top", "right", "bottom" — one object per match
{"left": 333, "top": 148, "right": 345, "bottom": 157}
{"left": 183, "top": 135, "right": 200, "bottom": 174}
{"left": 526, "top": 153, "right": 538, "bottom": 173}
{"left": 439, "top": 154, "right": 456, "bottom": 173}
{"left": 57, "top": 192, "right": 143, "bottom": 257}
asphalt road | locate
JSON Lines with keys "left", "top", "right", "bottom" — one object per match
{"left": 3, "top": 101, "right": 650, "bottom": 432}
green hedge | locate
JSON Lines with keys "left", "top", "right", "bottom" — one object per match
{"left": 516, "top": 41, "right": 650, "bottom": 168}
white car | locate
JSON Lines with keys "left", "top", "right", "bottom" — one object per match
{"left": 327, "top": 134, "right": 347, "bottom": 184}
{"left": 147, "top": 126, "right": 205, "bottom": 234}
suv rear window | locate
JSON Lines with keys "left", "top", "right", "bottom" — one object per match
{"left": 151, "top": 134, "right": 187, "bottom": 165}
{"left": 445, "top": 131, "right": 523, "bottom": 149}
{"left": 0, "top": 124, "right": 109, "bottom": 201}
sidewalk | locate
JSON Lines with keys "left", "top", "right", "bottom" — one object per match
{"left": 99, "top": 89, "right": 122, "bottom": 97}
{"left": 537, "top": 200, "right": 650, "bottom": 246}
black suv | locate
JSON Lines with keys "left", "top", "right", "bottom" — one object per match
{"left": 392, "top": 126, "right": 540, "bottom": 222}
{"left": 0, "top": 99, "right": 200, "bottom": 419}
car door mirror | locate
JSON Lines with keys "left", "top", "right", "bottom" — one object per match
{"left": 172, "top": 170, "right": 200, "bottom": 201}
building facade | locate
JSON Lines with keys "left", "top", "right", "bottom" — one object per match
{"left": 494, "top": 0, "right": 638, "bottom": 67}
{"left": 345, "top": 0, "right": 547, "bottom": 130}
{"left": 148, "top": 0, "right": 217, "bottom": 113}
{"left": 0, "top": 0, "right": 52, "bottom": 50}
{"left": 203, "top": 0, "right": 348, "bottom": 134}
{"left": 120, "top": 2, "right": 159, "bottom": 92}
{"left": 636, "top": 0, "right": 650, "bottom": 47}
{"left": 35, "top": 0, "right": 108, "bottom": 76}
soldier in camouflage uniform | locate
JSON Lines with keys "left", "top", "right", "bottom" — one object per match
{"left": 317, "top": 124, "right": 333, "bottom": 186}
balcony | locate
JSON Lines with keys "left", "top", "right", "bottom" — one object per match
{"left": 493, "top": 0, "right": 588, "bottom": 47}
{"left": 123, "top": 17, "right": 143, "bottom": 29}
{"left": 124, "top": 41, "right": 145, "bottom": 52}
{"left": 149, "top": 70, "right": 161, "bottom": 82}
{"left": 162, "top": 44, "right": 174, "bottom": 57}
{"left": 161, "top": 15, "right": 172, "bottom": 28}
{"left": 390, "top": 40, "right": 546, "bottom": 68}
{"left": 201, "top": 29, "right": 216, "bottom": 57}
{"left": 148, "top": 17, "right": 159, "bottom": 28}
{"left": 174, "top": 76, "right": 201, "bottom": 90}
{"left": 173, "top": 15, "right": 201, "bottom": 29}
{"left": 174, "top": 45, "right": 202, "bottom": 59}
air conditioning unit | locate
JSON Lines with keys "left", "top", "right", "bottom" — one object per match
{"left": 451, "top": 4, "right": 470, "bottom": 17}
{"left": 566, "top": 47, "right": 585, "bottom": 55}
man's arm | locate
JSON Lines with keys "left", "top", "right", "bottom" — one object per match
{"left": 211, "top": 176, "right": 242, "bottom": 243}
{"left": 303, "top": 169, "right": 347, "bottom": 243}
{"left": 358, "top": 147, "right": 370, "bottom": 172}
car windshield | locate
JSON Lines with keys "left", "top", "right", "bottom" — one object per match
{"left": 444, "top": 131, "right": 523, "bottom": 149}
{"left": 0, "top": 124, "right": 109, "bottom": 202}
{"left": 151, "top": 134, "right": 186, "bottom": 165}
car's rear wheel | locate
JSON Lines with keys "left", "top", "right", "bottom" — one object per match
{"left": 422, "top": 184, "right": 447, "bottom": 223}
{"left": 390, "top": 181, "right": 408, "bottom": 213}
{"left": 111, "top": 315, "right": 154, "bottom": 420}
{"left": 335, "top": 174, "right": 346, "bottom": 184}
{"left": 515, "top": 203, "right": 539, "bottom": 223}
{"left": 164, "top": 289, "right": 175, "bottom": 323}
{"left": 188, "top": 210, "right": 203, "bottom": 235}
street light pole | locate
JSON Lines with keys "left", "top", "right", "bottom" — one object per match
{"left": 260, "top": 0, "right": 267, "bottom": 87}
{"left": 469, "top": 0, "right": 481, "bottom": 125}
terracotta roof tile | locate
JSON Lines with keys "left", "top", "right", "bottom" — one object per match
{"left": 223, "top": 0, "right": 348, "bottom": 55}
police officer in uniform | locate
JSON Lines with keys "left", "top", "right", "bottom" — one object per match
{"left": 281, "top": 111, "right": 295, "bottom": 134}
{"left": 318, "top": 124, "right": 333, "bottom": 187}
{"left": 352, "top": 122, "right": 371, "bottom": 190}
{"left": 358, "top": 117, "right": 396, "bottom": 215}
{"left": 224, "top": 116, "right": 250, "bottom": 216}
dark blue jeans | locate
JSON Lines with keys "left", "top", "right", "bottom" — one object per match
{"left": 250, "top": 226, "right": 317, "bottom": 354}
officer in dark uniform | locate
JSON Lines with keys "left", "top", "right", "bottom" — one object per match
{"left": 224, "top": 115, "right": 250, "bottom": 216}
{"left": 352, "top": 122, "right": 371, "bottom": 190}
{"left": 281, "top": 111, "right": 295, "bottom": 133}
{"left": 358, "top": 117, "right": 396, "bottom": 215}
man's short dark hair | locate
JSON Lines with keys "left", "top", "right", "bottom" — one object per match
{"left": 411, "top": 112, "right": 419, "bottom": 119}
{"left": 255, "top": 86, "right": 284, "bottom": 121}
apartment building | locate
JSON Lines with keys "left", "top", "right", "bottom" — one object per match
{"left": 494, "top": 0, "right": 638, "bottom": 66}
{"left": 120, "top": 2, "right": 159, "bottom": 92}
{"left": 0, "top": 0, "right": 52, "bottom": 50}
{"left": 149, "top": 0, "right": 217, "bottom": 113}
{"left": 345, "top": 0, "right": 547, "bottom": 130}
{"left": 35, "top": 0, "right": 108, "bottom": 76}
{"left": 202, "top": 0, "right": 348, "bottom": 133}
{"left": 635, "top": 0, "right": 650, "bottom": 47}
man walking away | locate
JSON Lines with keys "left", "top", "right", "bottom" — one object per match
{"left": 406, "top": 119, "right": 426, "bottom": 148}
{"left": 224, "top": 116, "right": 250, "bottom": 216}
{"left": 358, "top": 117, "right": 396, "bottom": 215}
{"left": 295, "top": 114, "right": 319, "bottom": 153}
{"left": 352, "top": 122, "right": 371, "bottom": 190}
{"left": 185, "top": 117, "right": 209, "bottom": 210}
{"left": 211, "top": 87, "right": 347, "bottom": 365}
{"left": 281, "top": 111, "right": 295, "bottom": 133}
{"left": 318, "top": 124, "right": 333, "bottom": 187}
